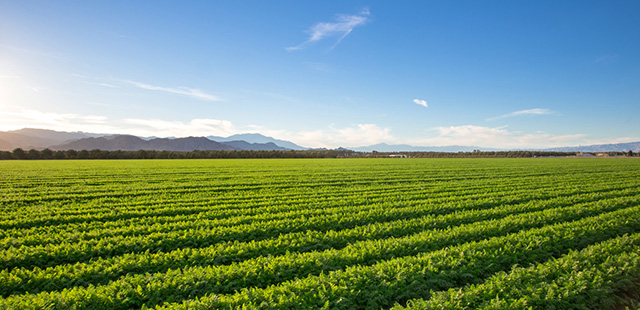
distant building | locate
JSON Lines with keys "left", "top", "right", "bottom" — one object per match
{"left": 576, "top": 152, "right": 596, "bottom": 158}
{"left": 389, "top": 154, "right": 407, "bottom": 158}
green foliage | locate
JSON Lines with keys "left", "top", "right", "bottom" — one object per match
{"left": 0, "top": 149, "right": 589, "bottom": 160}
{"left": 0, "top": 159, "right": 639, "bottom": 309}
{"left": 395, "top": 233, "right": 640, "bottom": 310}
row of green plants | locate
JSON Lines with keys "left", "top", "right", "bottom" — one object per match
{"left": 3, "top": 184, "right": 637, "bottom": 272}
{"left": 395, "top": 233, "right": 640, "bottom": 309}
{"left": 1, "top": 159, "right": 639, "bottom": 308}
{"left": 2, "top": 204, "right": 639, "bottom": 309}
{"left": 0, "top": 180, "right": 526, "bottom": 230}
{"left": 3, "top": 175, "right": 626, "bottom": 244}
{"left": 2, "top": 169, "right": 631, "bottom": 243}
{"left": 4, "top": 194, "right": 636, "bottom": 297}
{"left": 158, "top": 206, "right": 640, "bottom": 310}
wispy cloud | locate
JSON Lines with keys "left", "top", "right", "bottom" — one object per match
{"left": 94, "top": 82, "right": 117, "bottom": 88}
{"left": 486, "top": 108, "right": 554, "bottom": 121}
{"left": 409, "top": 125, "right": 598, "bottom": 149}
{"left": 258, "top": 123, "right": 394, "bottom": 149}
{"left": 123, "top": 118, "right": 237, "bottom": 137}
{"left": 413, "top": 99, "right": 428, "bottom": 108}
{"left": 0, "top": 109, "right": 111, "bottom": 132}
{"left": 125, "top": 80, "right": 222, "bottom": 101}
{"left": 287, "top": 8, "right": 370, "bottom": 51}
{"left": 0, "top": 109, "right": 237, "bottom": 137}
{"left": 66, "top": 73, "right": 118, "bottom": 88}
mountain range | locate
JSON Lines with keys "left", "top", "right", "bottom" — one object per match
{"left": 543, "top": 142, "right": 640, "bottom": 153}
{"left": 208, "top": 133, "right": 306, "bottom": 150}
{"left": 0, "top": 129, "right": 300, "bottom": 152}
{"left": 1, "top": 128, "right": 638, "bottom": 153}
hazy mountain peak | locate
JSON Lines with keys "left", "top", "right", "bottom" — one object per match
{"left": 208, "top": 133, "right": 306, "bottom": 150}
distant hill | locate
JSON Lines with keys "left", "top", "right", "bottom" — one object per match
{"left": 51, "top": 135, "right": 235, "bottom": 151}
{"left": 146, "top": 137, "right": 235, "bottom": 151}
{"left": 0, "top": 138, "right": 14, "bottom": 150}
{"left": 0, "top": 128, "right": 102, "bottom": 150}
{"left": 543, "top": 141, "right": 640, "bottom": 153}
{"left": 219, "top": 140, "right": 289, "bottom": 151}
{"left": 0, "top": 129, "right": 296, "bottom": 152}
{"left": 209, "top": 133, "right": 306, "bottom": 150}
{"left": 13, "top": 128, "right": 103, "bottom": 141}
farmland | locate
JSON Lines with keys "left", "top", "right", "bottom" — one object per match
{"left": 1, "top": 158, "right": 640, "bottom": 309}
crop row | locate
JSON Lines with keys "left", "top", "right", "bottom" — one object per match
{"left": 0, "top": 180, "right": 545, "bottom": 235}
{"left": 4, "top": 193, "right": 636, "bottom": 297}
{"left": 149, "top": 206, "right": 640, "bottom": 310}
{"left": 1, "top": 159, "right": 638, "bottom": 309}
{"left": 2, "top": 204, "right": 638, "bottom": 309}
{"left": 396, "top": 233, "right": 640, "bottom": 309}
{"left": 3, "top": 186, "right": 638, "bottom": 271}
{"left": 3, "top": 178, "right": 636, "bottom": 250}
{"left": 0, "top": 196, "right": 511, "bottom": 270}
{"left": 2, "top": 170, "right": 635, "bottom": 240}
{"left": 1, "top": 158, "right": 626, "bottom": 209}
{"left": 2, "top": 169, "right": 614, "bottom": 227}
{"left": 0, "top": 181, "right": 524, "bottom": 227}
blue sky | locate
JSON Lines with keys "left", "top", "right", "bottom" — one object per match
{"left": 1, "top": 1, "right": 639, "bottom": 148}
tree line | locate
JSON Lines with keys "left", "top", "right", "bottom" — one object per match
{"left": 0, "top": 148, "right": 635, "bottom": 160}
{"left": 390, "top": 150, "right": 634, "bottom": 158}
{"left": 0, "top": 148, "right": 361, "bottom": 160}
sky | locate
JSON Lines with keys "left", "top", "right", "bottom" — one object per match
{"left": 1, "top": 1, "right": 639, "bottom": 149}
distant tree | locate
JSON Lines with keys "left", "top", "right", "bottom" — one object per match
{"left": 27, "top": 149, "right": 40, "bottom": 159}
{"left": 41, "top": 148, "right": 54, "bottom": 159}
{"left": 89, "top": 149, "right": 107, "bottom": 159}
{"left": 135, "top": 149, "right": 149, "bottom": 159}
{"left": 77, "top": 150, "right": 89, "bottom": 159}
{"left": 629, "top": 150, "right": 634, "bottom": 157}
{"left": 65, "top": 149, "right": 78, "bottom": 159}
{"left": 12, "top": 148, "right": 26, "bottom": 159}
{"left": 54, "top": 150, "right": 66, "bottom": 159}
{"left": 0, "top": 151, "right": 12, "bottom": 160}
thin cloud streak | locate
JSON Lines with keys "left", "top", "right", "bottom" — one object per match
{"left": 245, "top": 123, "right": 394, "bottom": 149}
{"left": 0, "top": 109, "right": 111, "bottom": 132}
{"left": 0, "top": 109, "right": 237, "bottom": 137}
{"left": 409, "top": 125, "right": 594, "bottom": 149}
{"left": 486, "top": 108, "right": 554, "bottom": 121}
{"left": 123, "top": 118, "right": 237, "bottom": 137}
{"left": 287, "top": 8, "right": 370, "bottom": 51}
{"left": 94, "top": 82, "right": 117, "bottom": 88}
{"left": 125, "top": 80, "right": 222, "bottom": 101}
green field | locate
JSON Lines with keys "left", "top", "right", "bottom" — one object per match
{"left": 1, "top": 158, "right": 640, "bottom": 309}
